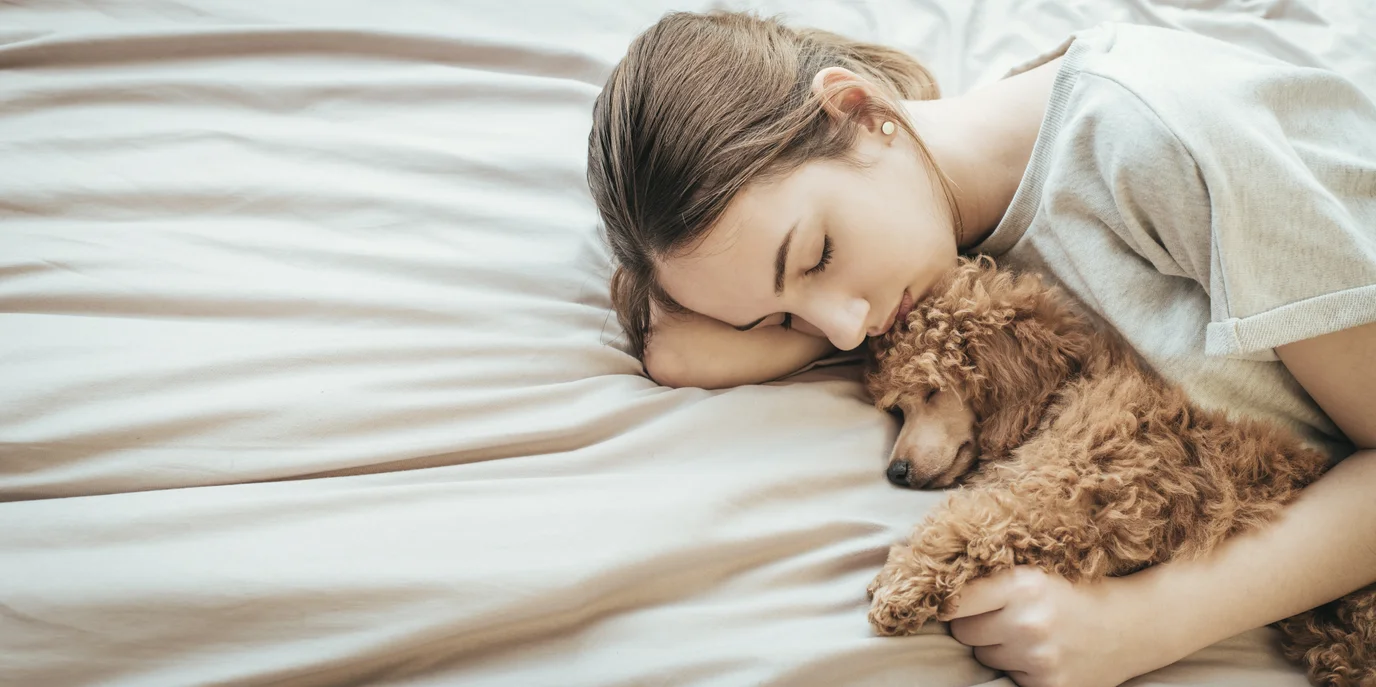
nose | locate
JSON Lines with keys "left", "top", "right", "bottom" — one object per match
{"left": 886, "top": 460, "right": 911, "bottom": 487}
{"left": 812, "top": 295, "right": 869, "bottom": 351}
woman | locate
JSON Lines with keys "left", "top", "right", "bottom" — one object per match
{"left": 587, "top": 11, "right": 1376, "bottom": 687}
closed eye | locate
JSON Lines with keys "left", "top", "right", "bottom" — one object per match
{"left": 804, "top": 235, "right": 832, "bottom": 276}
{"left": 760, "top": 235, "right": 829, "bottom": 332}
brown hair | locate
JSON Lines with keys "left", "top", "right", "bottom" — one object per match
{"left": 587, "top": 10, "right": 961, "bottom": 358}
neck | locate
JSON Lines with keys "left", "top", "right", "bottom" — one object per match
{"left": 902, "top": 58, "right": 1062, "bottom": 250}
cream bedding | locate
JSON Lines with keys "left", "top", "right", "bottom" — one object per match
{"left": 3, "top": 1, "right": 1373, "bottom": 685}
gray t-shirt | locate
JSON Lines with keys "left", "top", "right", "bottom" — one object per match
{"left": 972, "top": 22, "right": 1376, "bottom": 462}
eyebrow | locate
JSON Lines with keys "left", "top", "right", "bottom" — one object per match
{"left": 774, "top": 222, "right": 796, "bottom": 296}
{"left": 732, "top": 221, "right": 797, "bottom": 331}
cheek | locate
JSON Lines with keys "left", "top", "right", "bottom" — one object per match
{"left": 850, "top": 225, "right": 935, "bottom": 290}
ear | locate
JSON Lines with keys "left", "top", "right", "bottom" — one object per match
{"left": 811, "top": 66, "right": 885, "bottom": 134}
{"left": 966, "top": 286, "right": 1095, "bottom": 453}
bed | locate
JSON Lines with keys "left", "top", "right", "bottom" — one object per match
{"left": 3, "top": 1, "right": 1372, "bottom": 685}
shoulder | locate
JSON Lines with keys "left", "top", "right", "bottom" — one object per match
{"left": 1066, "top": 27, "right": 1376, "bottom": 363}
{"left": 1073, "top": 22, "right": 1376, "bottom": 157}
{"left": 1077, "top": 22, "right": 1296, "bottom": 96}
{"left": 1060, "top": 22, "right": 1376, "bottom": 223}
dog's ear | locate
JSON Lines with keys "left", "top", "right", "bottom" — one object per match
{"left": 964, "top": 270, "right": 1096, "bottom": 453}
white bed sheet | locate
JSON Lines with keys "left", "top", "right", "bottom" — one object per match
{"left": 2, "top": 1, "right": 1372, "bottom": 685}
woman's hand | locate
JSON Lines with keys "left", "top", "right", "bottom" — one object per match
{"left": 940, "top": 567, "right": 1178, "bottom": 687}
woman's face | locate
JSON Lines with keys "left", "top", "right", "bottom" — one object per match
{"left": 656, "top": 128, "right": 959, "bottom": 351}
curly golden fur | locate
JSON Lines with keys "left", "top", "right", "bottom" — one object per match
{"left": 863, "top": 256, "right": 1375, "bottom": 686}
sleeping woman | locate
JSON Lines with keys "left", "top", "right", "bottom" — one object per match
{"left": 586, "top": 11, "right": 1376, "bottom": 687}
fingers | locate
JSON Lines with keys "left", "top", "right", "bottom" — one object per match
{"left": 972, "top": 644, "right": 1018, "bottom": 671}
{"left": 1005, "top": 671, "right": 1037, "bottom": 687}
{"left": 939, "top": 567, "right": 1018, "bottom": 620}
{"left": 973, "top": 647, "right": 1054, "bottom": 687}
{"left": 949, "top": 609, "right": 1004, "bottom": 647}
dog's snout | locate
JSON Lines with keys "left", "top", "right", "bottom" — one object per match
{"left": 886, "top": 460, "right": 911, "bottom": 487}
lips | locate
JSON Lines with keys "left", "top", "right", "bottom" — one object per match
{"left": 894, "top": 289, "right": 915, "bottom": 329}
{"left": 875, "top": 289, "right": 914, "bottom": 336}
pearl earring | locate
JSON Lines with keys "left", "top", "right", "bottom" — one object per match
{"left": 881, "top": 121, "right": 896, "bottom": 135}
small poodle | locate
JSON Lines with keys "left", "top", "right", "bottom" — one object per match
{"left": 863, "top": 256, "right": 1374, "bottom": 686}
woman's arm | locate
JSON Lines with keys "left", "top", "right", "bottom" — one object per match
{"left": 942, "top": 449, "right": 1376, "bottom": 687}
{"left": 1120, "top": 448, "right": 1376, "bottom": 671}
{"left": 940, "top": 321, "right": 1376, "bottom": 687}
{"left": 643, "top": 305, "right": 836, "bottom": 389}
{"left": 1125, "top": 321, "right": 1376, "bottom": 658}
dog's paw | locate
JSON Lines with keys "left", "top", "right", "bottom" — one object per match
{"left": 868, "top": 576, "right": 943, "bottom": 636}
{"left": 866, "top": 555, "right": 895, "bottom": 601}
{"left": 866, "top": 548, "right": 944, "bottom": 636}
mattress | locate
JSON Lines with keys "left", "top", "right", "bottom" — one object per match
{"left": 3, "top": 1, "right": 1373, "bottom": 685}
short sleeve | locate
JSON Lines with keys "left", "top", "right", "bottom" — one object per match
{"left": 1186, "top": 66, "right": 1376, "bottom": 361}
{"left": 993, "top": 22, "right": 1376, "bottom": 363}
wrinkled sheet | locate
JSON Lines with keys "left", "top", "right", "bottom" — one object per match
{"left": 2, "top": 1, "right": 1373, "bottom": 685}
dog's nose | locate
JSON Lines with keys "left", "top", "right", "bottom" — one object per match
{"left": 886, "top": 460, "right": 911, "bottom": 487}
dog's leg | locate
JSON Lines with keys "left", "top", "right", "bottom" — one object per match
{"left": 1276, "top": 583, "right": 1376, "bottom": 687}
{"left": 867, "top": 480, "right": 1098, "bottom": 636}
{"left": 866, "top": 430, "right": 1173, "bottom": 637}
